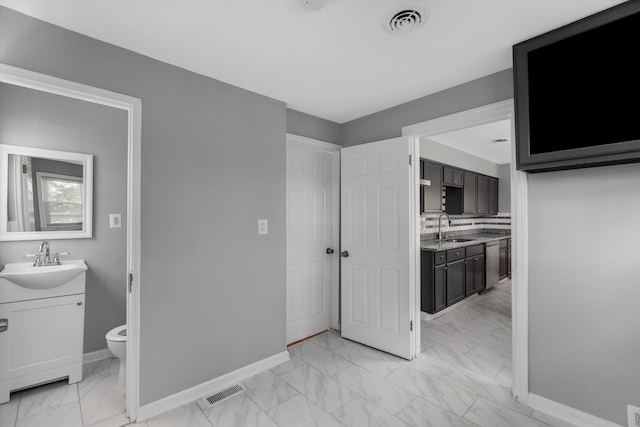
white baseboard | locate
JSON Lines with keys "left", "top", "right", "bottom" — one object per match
{"left": 136, "top": 350, "right": 290, "bottom": 422}
{"left": 83, "top": 348, "right": 112, "bottom": 365}
{"left": 527, "top": 393, "right": 624, "bottom": 427}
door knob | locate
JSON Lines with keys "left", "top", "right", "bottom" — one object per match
{"left": 340, "top": 250, "right": 349, "bottom": 258}
{"left": 326, "top": 248, "right": 334, "bottom": 254}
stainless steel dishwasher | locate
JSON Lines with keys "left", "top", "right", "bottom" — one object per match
{"left": 484, "top": 241, "right": 500, "bottom": 291}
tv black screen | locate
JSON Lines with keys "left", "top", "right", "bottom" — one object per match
{"left": 513, "top": 1, "right": 640, "bottom": 172}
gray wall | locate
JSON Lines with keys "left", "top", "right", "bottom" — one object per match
{"left": 497, "top": 163, "right": 511, "bottom": 214}
{"left": 1, "top": 7, "right": 287, "bottom": 405}
{"left": 286, "top": 108, "right": 342, "bottom": 145}
{"left": 0, "top": 82, "right": 128, "bottom": 353}
{"left": 342, "top": 69, "right": 513, "bottom": 146}
{"left": 420, "top": 137, "right": 500, "bottom": 177}
{"left": 529, "top": 164, "right": 640, "bottom": 425}
{"left": 4, "top": 6, "right": 637, "bottom": 423}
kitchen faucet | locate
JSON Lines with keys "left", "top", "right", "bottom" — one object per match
{"left": 437, "top": 213, "right": 452, "bottom": 241}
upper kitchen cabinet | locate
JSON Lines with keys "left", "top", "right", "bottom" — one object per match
{"left": 443, "top": 166, "right": 463, "bottom": 187}
{"left": 425, "top": 159, "right": 499, "bottom": 215}
{"left": 420, "top": 160, "right": 443, "bottom": 213}
{"left": 463, "top": 172, "right": 477, "bottom": 214}
{"left": 477, "top": 175, "right": 490, "bottom": 214}
{"left": 488, "top": 177, "right": 498, "bottom": 215}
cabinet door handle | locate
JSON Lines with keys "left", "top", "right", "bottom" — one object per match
{"left": 326, "top": 248, "right": 334, "bottom": 255}
{"left": 340, "top": 251, "right": 349, "bottom": 258}
{"left": 0, "top": 319, "right": 7, "bottom": 333}
{"left": 77, "top": 301, "right": 83, "bottom": 306}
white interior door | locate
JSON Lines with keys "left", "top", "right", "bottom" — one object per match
{"left": 340, "top": 136, "right": 418, "bottom": 360}
{"left": 286, "top": 142, "right": 338, "bottom": 344}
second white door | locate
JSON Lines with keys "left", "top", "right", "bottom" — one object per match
{"left": 286, "top": 142, "right": 338, "bottom": 344}
{"left": 340, "top": 136, "right": 417, "bottom": 360}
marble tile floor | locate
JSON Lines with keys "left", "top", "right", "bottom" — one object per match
{"left": 0, "top": 280, "right": 577, "bottom": 427}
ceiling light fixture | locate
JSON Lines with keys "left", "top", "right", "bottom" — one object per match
{"left": 383, "top": 2, "right": 429, "bottom": 34}
{"left": 300, "top": 0, "right": 325, "bottom": 12}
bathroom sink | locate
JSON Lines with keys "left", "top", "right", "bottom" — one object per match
{"left": 0, "top": 260, "right": 87, "bottom": 289}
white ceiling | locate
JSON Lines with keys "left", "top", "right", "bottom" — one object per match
{"left": 428, "top": 119, "right": 512, "bottom": 165}
{"left": 0, "top": 0, "right": 624, "bottom": 123}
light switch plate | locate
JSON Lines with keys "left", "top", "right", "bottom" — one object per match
{"left": 109, "top": 213, "right": 122, "bottom": 229}
{"left": 258, "top": 219, "right": 268, "bottom": 235}
{"left": 628, "top": 404, "right": 640, "bottom": 427}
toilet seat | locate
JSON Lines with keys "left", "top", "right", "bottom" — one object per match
{"left": 106, "top": 325, "right": 127, "bottom": 342}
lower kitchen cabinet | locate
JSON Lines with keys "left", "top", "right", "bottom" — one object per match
{"left": 499, "top": 238, "right": 511, "bottom": 280}
{"left": 422, "top": 243, "right": 486, "bottom": 314}
{"left": 434, "top": 265, "right": 446, "bottom": 312}
{"left": 466, "top": 253, "right": 485, "bottom": 296}
{"left": 446, "top": 260, "right": 465, "bottom": 306}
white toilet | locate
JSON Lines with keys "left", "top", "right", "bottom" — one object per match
{"left": 106, "top": 325, "right": 127, "bottom": 390}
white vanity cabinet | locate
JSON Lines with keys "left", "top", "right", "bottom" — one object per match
{"left": 0, "top": 261, "right": 87, "bottom": 404}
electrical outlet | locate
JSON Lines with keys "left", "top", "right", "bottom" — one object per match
{"left": 258, "top": 219, "right": 268, "bottom": 235}
{"left": 628, "top": 404, "right": 640, "bottom": 427}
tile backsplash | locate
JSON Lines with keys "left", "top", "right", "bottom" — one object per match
{"left": 420, "top": 213, "right": 511, "bottom": 239}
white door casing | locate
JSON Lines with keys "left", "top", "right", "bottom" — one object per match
{"left": 402, "top": 99, "right": 528, "bottom": 403}
{"left": 340, "top": 136, "right": 419, "bottom": 360}
{"left": 286, "top": 136, "right": 340, "bottom": 344}
{"left": 0, "top": 64, "right": 142, "bottom": 420}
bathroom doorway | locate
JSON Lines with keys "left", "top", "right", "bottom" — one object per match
{"left": 0, "top": 64, "right": 142, "bottom": 420}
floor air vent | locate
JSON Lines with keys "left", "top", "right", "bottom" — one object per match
{"left": 196, "top": 384, "right": 245, "bottom": 409}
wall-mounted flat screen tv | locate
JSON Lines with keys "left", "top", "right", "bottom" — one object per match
{"left": 513, "top": 1, "right": 640, "bottom": 172}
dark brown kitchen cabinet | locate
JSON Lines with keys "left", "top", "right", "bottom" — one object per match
{"left": 499, "top": 238, "right": 511, "bottom": 280}
{"left": 443, "top": 167, "right": 464, "bottom": 187}
{"left": 477, "top": 175, "right": 490, "bottom": 214}
{"left": 420, "top": 160, "right": 443, "bottom": 213}
{"left": 446, "top": 260, "right": 465, "bottom": 306}
{"left": 422, "top": 245, "right": 487, "bottom": 314}
{"left": 463, "top": 172, "right": 478, "bottom": 214}
{"left": 466, "top": 253, "right": 485, "bottom": 296}
{"left": 434, "top": 265, "right": 446, "bottom": 312}
{"left": 489, "top": 177, "right": 499, "bottom": 214}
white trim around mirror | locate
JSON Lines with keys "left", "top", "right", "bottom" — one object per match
{"left": 0, "top": 144, "right": 94, "bottom": 241}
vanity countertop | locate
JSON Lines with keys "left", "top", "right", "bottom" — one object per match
{"left": 420, "top": 233, "right": 510, "bottom": 252}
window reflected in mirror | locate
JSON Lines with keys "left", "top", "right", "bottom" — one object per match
{"left": 8, "top": 155, "right": 84, "bottom": 232}
{"left": 1, "top": 144, "right": 93, "bottom": 241}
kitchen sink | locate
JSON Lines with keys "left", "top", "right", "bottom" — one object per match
{"left": 441, "top": 238, "right": 475, "bottom": 243}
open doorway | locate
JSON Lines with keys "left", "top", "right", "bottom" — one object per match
{"left": 402, "top": 99, "right": 528, "bottom": 401}
{"left": 0, "top": 64, "right": 142, "bottom": 421}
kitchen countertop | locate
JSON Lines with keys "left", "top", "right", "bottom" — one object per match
{"left": 420, "top": 233, "right": 510, "bottom": 252}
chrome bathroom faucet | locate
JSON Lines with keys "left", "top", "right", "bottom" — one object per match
{"left": 33, "top": 240, "right": 51, "bottom": 267}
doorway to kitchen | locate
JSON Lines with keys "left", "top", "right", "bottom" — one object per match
{"left": 402, "top": 99, "right": 528, "bottom": 401}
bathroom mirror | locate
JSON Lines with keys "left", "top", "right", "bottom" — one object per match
{"left": 0, "top": 144, "right": 93, "bottom": 241}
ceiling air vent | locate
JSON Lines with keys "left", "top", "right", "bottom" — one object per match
{"left": 383, "top": 2, "right": 429, "bottom": 34}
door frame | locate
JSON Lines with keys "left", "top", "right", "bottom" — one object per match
{"left": 0, "top": 64, "right": 143, "bottom": 419}
{"left": 402, "top": 99, "right": 529, "bottom": 403}
{"left": 286, "top": 133, "right": 341, "bottom": 333}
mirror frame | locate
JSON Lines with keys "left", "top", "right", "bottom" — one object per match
{"left": 0, "top": 144, "right": 94, "bottom": 241}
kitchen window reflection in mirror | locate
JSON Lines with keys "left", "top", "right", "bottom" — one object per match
{"left": 1, "top": 144, "right": 93, "bottom": 241}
